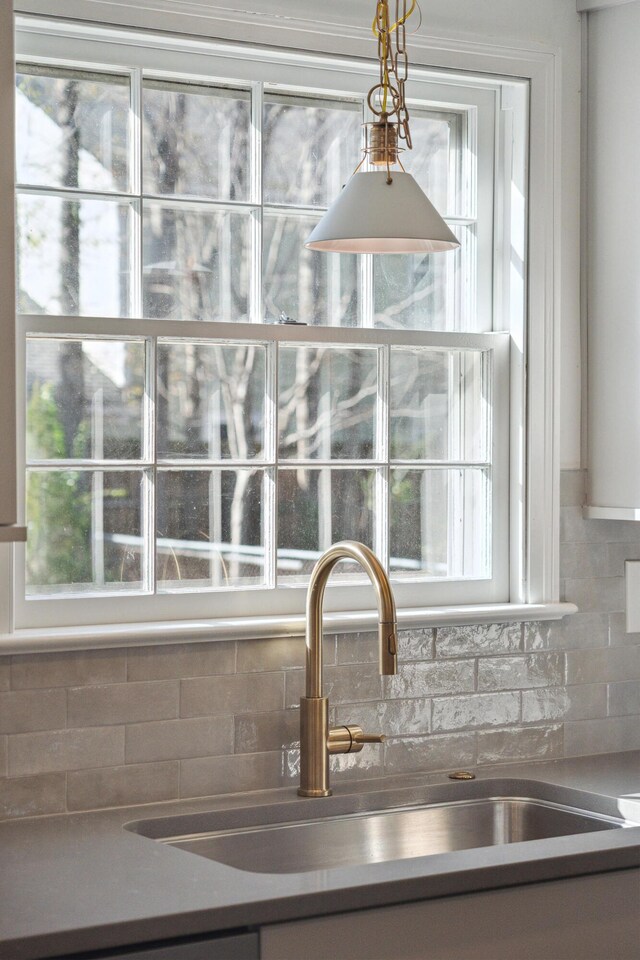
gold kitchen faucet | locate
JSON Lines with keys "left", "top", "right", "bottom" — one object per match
{"left": 299, "top": 541, "right": 398, "bottom": 797}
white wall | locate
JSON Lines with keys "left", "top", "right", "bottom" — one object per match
{"left": 14, "top": 0, "right": 584, "bottom": 468}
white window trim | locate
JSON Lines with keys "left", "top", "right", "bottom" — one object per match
{"left": 0, "top": 3, "right": 576, "bottom": 650}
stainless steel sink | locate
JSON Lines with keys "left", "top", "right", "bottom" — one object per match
{"left": 127, "top": 780, "right": 632, "bottom": 874}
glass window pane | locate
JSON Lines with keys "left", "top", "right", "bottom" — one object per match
{"left": 263, "top": 212, "right": 359, "bottom": 326}
{"left": 16, "top": 65, "right": 130, "bottom": 192}
{"left": 278, "top": 468, "right": 376, "bottom": 582}
{"left": 390, "top": 467, "right": 489, "bottom": 579}
{"left": 278, "top": 345, "right": 377, "bottom": 460}
{"left": 390, "top": 348, "right": 489, "bottom": 461}
{"left": 143, "top": 80, "right": 250, "bottom": 201}
{"left": 373, "top": 226, "right": 466, "bottom": 331}
{"left": 157, "top": 469, "right": 265, "bottom": 590}
{"left": 263, "top": 93, "right": 361, "bottom": 207}
{"left": 143, "top": 202, "right": 250, "bottom": 321}
{"left": 26, "top": 469, "right": 145, "bottom": 595}
{"left": 157, "top": 341, "right": 266, "bottom": 459}
{"left": 17, "top": 194, "right": 132, "bottom": 317}
{"left": 404, "top": 110, "right": 461, "bottom": 218}
{"left": 26, "top": 339, "right": 145, "bottom": 461}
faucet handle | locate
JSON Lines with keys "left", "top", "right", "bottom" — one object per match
{"left": 328, "top": 724, "right": 386, "bottom": 755}
{"left": 355, "top": 732, "right": 386, "bottom": 744}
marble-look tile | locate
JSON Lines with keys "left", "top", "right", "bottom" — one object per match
{"left": 127, "top": 641, "right": 235, "bottom": 681}
{"left": 0, "top": 688, "right": 67, "bottom": 734}
{"left": 478, "top": 653, "right": 564, "bottom": 691}
{"left": 180, "top": 752, "right": 283, "bottom": 798}
{"left": 521, "top": 684, "right": 607, "bottom": 722}
{"left": 384, "top": 660, "right": 474, "bottom": 699}
{"left": 68, "top": 762, "right": 179, "bottom": 811}
{"left": 0, "top": 773, "right": 66, "bottom": 820}
{"left": 125, "top": 716, "right": 233, "bottom": 763}
{"left": 68, "top": 681, "right": 178, "bottom": 727}
{"left": 11, "top": 650, "right": 126, "bottom": 689}
{"left": 180, "top": 672, "right": 284, "bottom": 718}
{"left": 9, "top": 726, "right": 124, "bottom": 776}
{"left": 436, "top": 623, "right": 521, "bottom": 659}
{"left": 477, "top": 725, "right": 563, "bottom": 764}
{"left": 432, "top": 692, "right": 520, "bottom": 732}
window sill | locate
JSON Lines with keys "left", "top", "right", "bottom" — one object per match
{"left": 0, "top": 602, "right": 578, "bottom": 654}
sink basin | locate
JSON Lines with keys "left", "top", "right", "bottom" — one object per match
{"left": 127, "top": 779, "right": 632, "bottom": 874}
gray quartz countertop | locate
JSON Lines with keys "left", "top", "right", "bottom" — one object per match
{"left": 1, "top": 752, "right": 640, "bottom": 960}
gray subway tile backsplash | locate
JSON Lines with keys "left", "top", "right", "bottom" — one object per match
{"left": 180, "top": 672, "right": 284, "bottom": 718}
{"left": 477, "top": 653, "right": 564, "bottom": 691}
{"left": 8, "top": 726, "right": 124, "bottom": 777}
{"left": 0, "top": 688, "right": 67, "bottom": 734}
{"left": 335, "top": 698, "right": 432, "bottom": 736}
{"left": 432, "top": 692, "right": 520, "bottom": 732}
{"left": 127, "top": 641, "right": 235, "bottom": 681}
{"left": 384, "top": 660, "right": 475, "bottom": 699}
{"left": 521, "top": 684, "right": 608, "bottom": 723}
{"left": 607, "top": 680, "right": 640, "bottom": 717}
{"left": 1, "top": 468, "right": 639, "bottom": 819}
{"left": 67, "top": 761, "right": 180, "bottom": 811}
{"left": 68, "top": 681, "right": 178, "bottom": 727}
{"left": 383, "top": 733, "right": 476, "bottom": 775}
{"left": 180, "top": 752, "right": 284, "bottom": 799}
{"left": 11, "top": 649, "right": 126, "bottom": 689}
{"left": 436, "top": 622, "right": 521, "bottom": 658}
{"left": 565, "top": 646, "right": 640, "bottom": 685}
{"left": 125, "top": 716, "right": 234, "bottom": 763}
{"left": 0, "top": 773, "right": 66, "bottom": 820}
{"left": 477, "top": 725, "right": 563, "bottom": 764}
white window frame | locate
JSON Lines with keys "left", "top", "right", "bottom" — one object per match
{"left": 0, "top": 6, "right": 575, "bottom": 651}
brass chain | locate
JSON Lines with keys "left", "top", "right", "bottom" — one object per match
{"left": 370, "top": 0, "right": 416, "bottom": 149}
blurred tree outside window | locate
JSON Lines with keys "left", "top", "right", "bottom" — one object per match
{"left": 16, "top": 51, "right": 496, "bottom": 614}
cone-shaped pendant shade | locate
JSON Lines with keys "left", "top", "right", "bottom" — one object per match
{"left": 305, "top": 170, "right": 460, "bottom": 254}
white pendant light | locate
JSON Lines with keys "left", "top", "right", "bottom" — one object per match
{"left": 306, "top": 170, "right": 459, "bottom": 253}
{"left": 306, "top": 1, "right": 459, "bottom": 257}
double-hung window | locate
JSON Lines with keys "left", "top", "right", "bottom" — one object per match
{"left": 12, "top": 19, "right": 523, "bottom": 633}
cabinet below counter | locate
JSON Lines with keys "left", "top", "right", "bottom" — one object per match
{"left": 261, "top": 869, "right": 640, "bottom": 960}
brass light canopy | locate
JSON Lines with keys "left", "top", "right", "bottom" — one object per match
{"left": 306, "top": 1, "right": 460, "bottom": 255}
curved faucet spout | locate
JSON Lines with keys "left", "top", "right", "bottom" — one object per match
{"left": 299, "top": 541, "right": 398, "bottom": 797}
{"left": 305, "top": 541, "right": 398, "bottom": 698}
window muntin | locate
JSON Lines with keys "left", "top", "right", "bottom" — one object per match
{"left": 14, "top": 29, "right": 509, "bottom": 629}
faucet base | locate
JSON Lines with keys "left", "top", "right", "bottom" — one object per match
{"left": 299, "top": 696, "right": 330, "bottom": 797}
